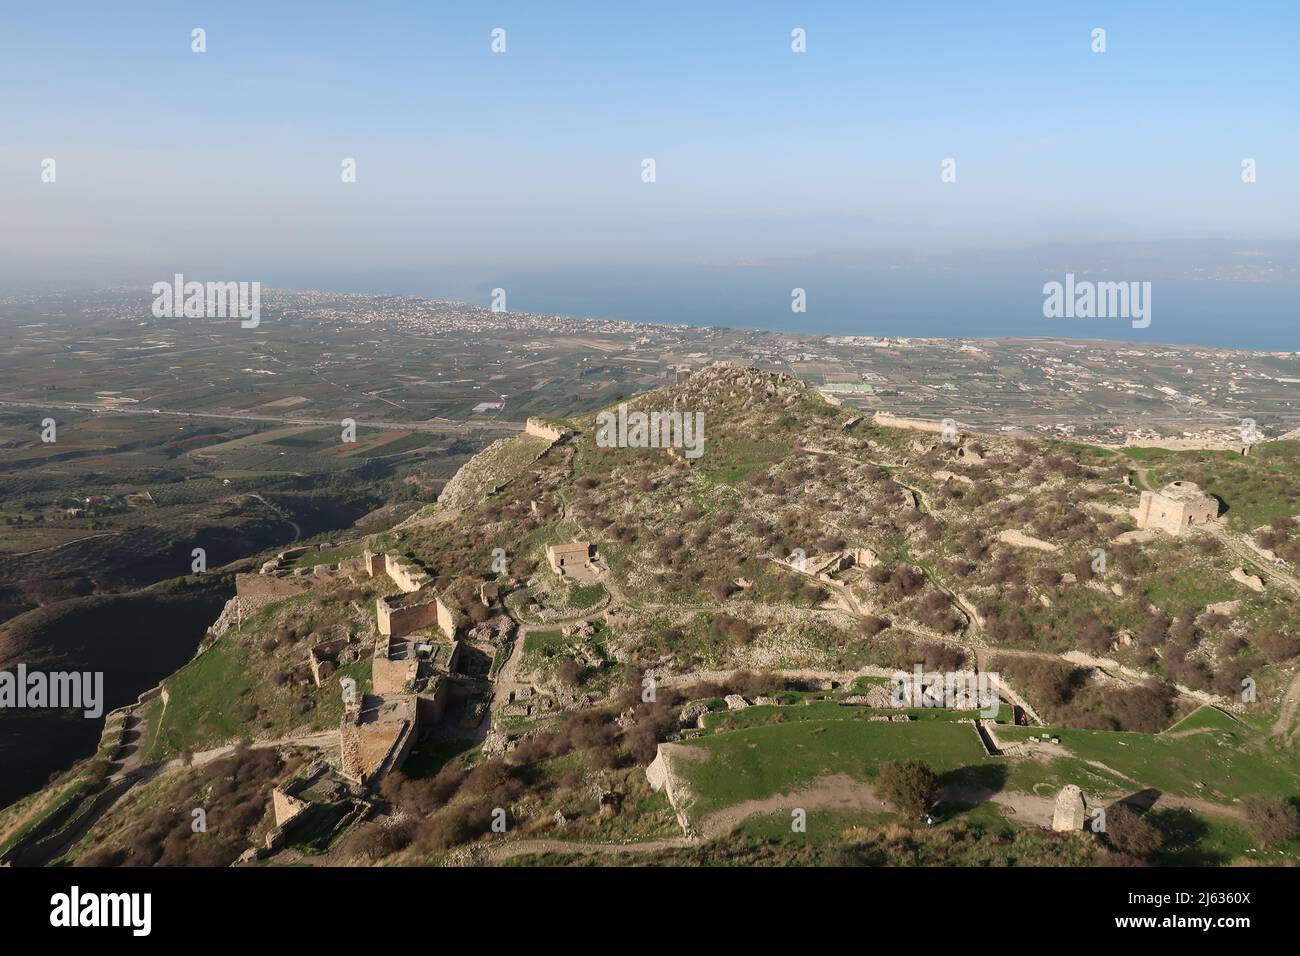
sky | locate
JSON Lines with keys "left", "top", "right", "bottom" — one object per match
{"left": 1, "top": 1, "right": 1298, "bottom": 287}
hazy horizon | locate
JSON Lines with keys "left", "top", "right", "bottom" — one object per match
{"left": 3, "top": 1, "right": 1298, "bottom": 288}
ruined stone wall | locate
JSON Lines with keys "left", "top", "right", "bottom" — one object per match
{"left": 1136, "top": 490, "right": 1218, "bottom": 535}
{"left": 235, "top": 572, "right": 318, "bottom": 602}
{"left": 272, "top": 788, "right": 309, "bottom": 827}
{"left": 525, "top": 418, "right": 568, "bottom": 443}
{"left": 645, "top": 743, "right": 695, "bottom": 836}
{"left": 307, "top": 639, "right": 348, "bottom": 687}
{"left": 873, "top": 411, "right": 951, "bottom": 435}
{"left": 376, "top": 594, "right": 451, "bottom": 637}
{"left": 417, "top": 682, "right": 449, "bottom": 725}
{"left": 372, "top": 655, "right": 418, "bottom": 695}
{"left": 1125, "top": 436, "right": 1251, "bottom": 454}
{"left": 435, "top": 597, "right": 457, "bottom": 639}
{"left": 383, "top": 553, "right": 429, "bottom": 593}
{"left": 338, "top": 555, "right": 367, "bottom": 575}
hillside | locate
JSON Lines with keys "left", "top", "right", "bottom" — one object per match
{"left": 5, "top": 363, "right": 1300, "bottom": 868}
{"left": 0, "top": 580, "right": 232, "bottom": 806}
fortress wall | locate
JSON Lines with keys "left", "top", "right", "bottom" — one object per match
{"left": 645, "top": 744, "right": 694, "bottom": 836}
{"left": 1124, "top": 437, "right": 1250, "bottom": 454}
{"left": 376, "top": 595, "right": 443, "bottom": 636}
{"left": 338, "top": 555, "right": 367, "bottom": 575}
{"left": 383, "top": 554, "right": 428, "bottom": 593}
{"left": 873, "top": 411, "right": 951, "bottom": 435}
{"left": 372, "top": 656, "right": 418, "bottom": 695}
{"left": 235, "top": 572, "right": 317, "bottom": 602}
{"left": 366, "top": 720, "right": 416, "bottom": 785}
{"left": 435, "top": 597, "right": 457, "bottom": 639}
{"left": 525, "top": 418, "right": 568, "bottom": 443}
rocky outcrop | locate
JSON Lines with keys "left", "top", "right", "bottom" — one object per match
{"left": 997, "top": 529, "right": 1059, "bottom": 552}
{"left": 1231, "top": 567, "right": 1266, "bottom": 592}
{"left": 437, "top": 433, "right": 555, "bottom": 511}
{"left": 1051, "top": 784, "right": 1086, "bottom": 832}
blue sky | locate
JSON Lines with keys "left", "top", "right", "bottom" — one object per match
{"left": 2, "top": 1, "right": 1298, "bottom": 283}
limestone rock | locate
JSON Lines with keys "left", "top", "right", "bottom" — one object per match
{"left": 1231, "top": 567, "right": 1266, "bottom": 592}
{"left": 1052, "top": 784, "right": 1087, "bottom": 832}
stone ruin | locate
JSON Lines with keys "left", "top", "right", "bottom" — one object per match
{"left": 1230, "top": 567, "right": 1265, "bottom": 592}
{"left": 1135, "top": 481, "right": 1220, "bottom": 536}
{"left": 1052, "top": 784, "right": 1087, "bottom": 832}
{"left": 547, "top": 541, "right": 595, "bottom": 576}
{"left": 525, "top": 418, "right": 571, "bottom": 443}
{"left": 262, "top": 762, "right": 368, "bottom": 854}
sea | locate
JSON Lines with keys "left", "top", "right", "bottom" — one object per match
{"left": 271, "top": 264, "right": 1300, "bottom": 351}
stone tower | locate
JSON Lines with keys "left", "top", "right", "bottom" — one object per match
{"left": 1134, "top": 481, "right": 1219, "bottom": 535}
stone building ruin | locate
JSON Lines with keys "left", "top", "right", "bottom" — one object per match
{"left": 547, "top": 541, "right": 595, "bottom": 577}
{"left": 1134, "top": 481, "right": 1219, "bottom": 535}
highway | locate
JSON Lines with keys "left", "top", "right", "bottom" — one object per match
{"left": 0, "top": 398, "right": 525, "bottom": 436}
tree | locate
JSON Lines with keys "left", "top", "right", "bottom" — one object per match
{"left": 1242, "top": 796, "right": 1300, "bottom": 848}
{"left": 1103, "top": 805, "right": 1162, "bottom": 859}
{"left": 555, "top": 657, "right": 582, "bottom": 688}
{"left": 876, "top": 759, "right": 937, "bottom": 820}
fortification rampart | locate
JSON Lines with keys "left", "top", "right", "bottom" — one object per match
{"left": 873, "top": 411, "right": 955, "bottom": 436}
{"left": 525, "top": 418, "right": 570, "bottom": 443}
{"left": 375, "top": 591, "right": 456, "bottom": 638}
{"left": 645, "top": 743, "right": 696, "bottom": 836}
{"left": 382, "top": 553, "right": 429, "bottom": 593}
{"left": 372, "top": 653, "right": 419, "bottom": 695}
{"left": 235, "top": 572, "right": 320, "bottom": 603}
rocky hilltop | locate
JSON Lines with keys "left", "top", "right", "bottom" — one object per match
{"left": 5, "top": 364, "right": 1299, "bottom": 868}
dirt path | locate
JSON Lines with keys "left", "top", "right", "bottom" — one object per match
{"left": 481, "top": 834, "right": 693, "bottom": 862}
{"left": 479, "top": 775, "right": 886, "bottom": 862}
{"left": 165, "top": 730, "right": 339, "bottom": 773}
{"left": 245, "top": 492, "right": 302, "bottom": 543}
{"left": 941, "top": 784, "right": 1056, "bottom": 827}
{"left": 695, "top": 774, "right": 884, "bottom": 837}
{"left": 11, "top": 532, "right": 116, "bottom": 557}
{"left": 1271, "top": 669, "right": 1300, "bottom": 738}
{"left": 479, "top": 774, "right": 1061, "bottom": 862}
{"left": 1213, "top": 527, "right": 1300, "bottom": 595}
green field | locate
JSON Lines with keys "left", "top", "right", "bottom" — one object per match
{"left": 997, "top": 719, "right": 1300, "bottom": 804}
{"left": 288, "top": 544, "right": 364, "bottom": 569}
{"left": 1124, "top": 441, "right": 1300, "bottom": 530}
{"left": 146, "top": 642, "right": 372, "bottom": 761}
{"left": 675, "top": 718, "right": 989, "bottom": 819}
{"left": 699, "top": 699, "right": 1010, "bottom": 733}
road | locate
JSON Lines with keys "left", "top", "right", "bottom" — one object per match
{"left": 0, "top": 398, "right": 525, "bottom": 436}
{"left": 244, "top": 493, "right": 302, "bottom": 543}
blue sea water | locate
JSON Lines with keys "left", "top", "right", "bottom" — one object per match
{"left": 270, "top": 264, "right": 1300, "bottom": 351}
